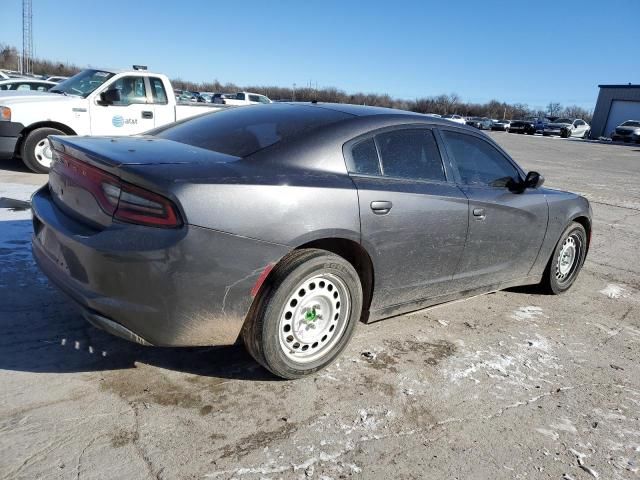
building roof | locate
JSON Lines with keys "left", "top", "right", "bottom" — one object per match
{"left": 598, "top": 84, "right": 640, "bottom": 89}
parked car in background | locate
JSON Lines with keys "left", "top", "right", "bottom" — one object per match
{"left": 442, "top": 114, "right": 466, "bottom": 124}
{"left": 45, "top": 76, "right": 69, "bottom": 83}
{"left": 213, "top": 91, "right": 272, "bottom": 105}
{"left": 0, "top": 66, "right": 227, "bottom": 173}
{"left": 466, "top": 117, "right": 493, "bottom": 130}
{"left": 199, "top": 92, "right": 215, "bottom": 103}
{"left": 0, "top": 79, "right": 56, "bottom": 91}
{"left": 491, "top": 119, "right": 511, "bottom": 131}
{"left": 509, "top": 118, "right": 539, "bottom": 135}
{"left": 543, "top": 118, "right": 590, "bottom": 138}
{"left": 610, "top": 120, "right": 640, "bottom": 143}
{"left": 31, "top": 103, "right": 592, "bottom": 379}
{"left": 0, "top": 69, "right": 28, "bottom": 80}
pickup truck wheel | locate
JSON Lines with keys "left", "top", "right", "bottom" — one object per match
{"left": 541, "top": 222, "right": 587, "bottom": 294}
{"left": 242, "top": 249, "right": 362, "bottom": 379}
{"left": 22, "top": 127, "right": 64, "bottom": 174}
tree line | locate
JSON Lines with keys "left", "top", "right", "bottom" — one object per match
{"left": 1, "top": 44, "right": 592, "bottom": 122}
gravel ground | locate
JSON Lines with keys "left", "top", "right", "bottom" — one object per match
{"left": 0, "top": 133, "right": 639, "bottom": 480}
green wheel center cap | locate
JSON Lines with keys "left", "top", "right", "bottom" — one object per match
{"left": 305, "top": 309, "right": 317, "bottom": 322}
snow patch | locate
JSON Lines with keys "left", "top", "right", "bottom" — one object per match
{"left": 511, "top": 306, "right": 548, "bottom": 321}
{"left": 599, "top": 284, "right": 630, "bottom": 299}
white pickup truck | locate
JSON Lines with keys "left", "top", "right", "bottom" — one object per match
{"left": 0, "top": 66, "right": 226, "bottom": 173}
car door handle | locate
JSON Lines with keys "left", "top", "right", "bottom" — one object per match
{"left": 473, "top": 208, "right": 486, "bottom": 219}
{"left": 371, "top": 201, "right": 392, "bottom": 215}
{"left": 141, "top": 111, "right": 153, "bottom": 119}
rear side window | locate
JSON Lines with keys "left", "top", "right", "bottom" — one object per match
{"left": 442, "top": 130, "right": 520, "bottom": 186}
{"left": 249, "top": 94, "right": 260, "bottom": 102}
{"left": 375, "top": 129, "right": 446, "bottom": 182}
{"left": 350, "top": 138, "right": 381, "bottom": 175}
{"left": 154, "top": 104, "right": 351, "bottom": 157}
{"left": 149, "top": 77, "right": 168, "bottom": 104}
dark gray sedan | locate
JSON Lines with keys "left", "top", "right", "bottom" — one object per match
{"left": 31, "top": 103, "right": 592, "bottom": 379}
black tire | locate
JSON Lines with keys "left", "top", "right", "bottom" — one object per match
{"left": 21, "top": 127, "right": 64, "bottom": 174}
{"left": 242, "top": 249, "right": 363, "bottom": 379}
{"left": 582, "top": 129, "right": 590, "bottom": 139}
{"left": 560, "top": 128, "right": 571, "bottom": 139}
{"left": 540, "top": 222, "right": 587, "bottom": 294}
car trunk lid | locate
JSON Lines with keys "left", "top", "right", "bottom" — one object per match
{"left": 48, "top": 136, "right": 239, "bottom": 228}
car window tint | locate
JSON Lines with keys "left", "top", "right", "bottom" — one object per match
{"left": 149, "top": 77, "right": 168, "bottom": 104}
{"left": 249, "top": 94, "right": 260, "bottom": 102}
{"left": 442, "top": 130, "right": 519, "bottom": 186}
{"left": 237, "top": 93, "right": 246, "bottom": 100}
{"left": 154, "top": 103, "right": 351, "bottom": 158}
{"left": 349, "top": 138, "right": 381, "bottom": 175}
{"left": 375, "top": 129, "right": 445, "bottom": 182}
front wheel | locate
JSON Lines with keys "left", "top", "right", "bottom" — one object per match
{"left": 541, "top": 222, "right": 587, "bottom": 294}
{"left": 22, "top": 127, "right": 64, "bottom": 173}
{"left": 242, "top": 249, "right": 363, "bottom": 379}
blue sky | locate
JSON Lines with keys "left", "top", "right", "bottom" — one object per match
{"left": 2, "top": 0, "right": 638, "bottom": 110}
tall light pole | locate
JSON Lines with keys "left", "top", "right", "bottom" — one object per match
{"left": 22, "top": 0, "right": 33, "bottom": 74}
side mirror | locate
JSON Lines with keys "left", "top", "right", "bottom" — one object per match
{"left": 98, "top": 88, "right": 120, "bottom": 105}
{"left": 524, "top": 171, "right": 544, "bottom": 189}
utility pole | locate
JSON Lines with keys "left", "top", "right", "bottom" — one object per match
{"left": 292, "top": 83, "right": 296, "bottom": 101}
{"left": 22, "top": 0, "right": 33, "bottom": 75}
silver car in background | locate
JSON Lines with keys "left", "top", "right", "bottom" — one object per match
{"left": 31, "top": 103, "right": 592, "bottom": 379}
{"left": 610, "top": 120, "right": 640, "bottom": 143}
{"left": 543, "top": 118, "right": 590, "bottom": 138}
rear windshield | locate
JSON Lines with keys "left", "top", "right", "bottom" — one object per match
{"left": 154, "top": 104, "right": 352, "bottom": 157}
{"left": 621, "top": 120, "right": 640, "bottom": 127}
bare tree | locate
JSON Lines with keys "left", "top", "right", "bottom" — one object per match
{"left": 546, "top": 102, "right": 563, "bottom": 117}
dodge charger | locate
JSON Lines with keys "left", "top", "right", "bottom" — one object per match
{"left": 31, "top": 103, "right": 592, "bottom": 379}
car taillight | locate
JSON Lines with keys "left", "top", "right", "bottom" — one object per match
{"left": 51, "top": 149, "right": 182, "bottom": 228}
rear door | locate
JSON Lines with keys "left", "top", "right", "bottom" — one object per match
{"left": 89, "top": 75, "right": 155, "bottom": 135}
{"left": 148, "top": 76, "right": 175, "bottom": 128}
{"left": 439, "top": 128, "right": 548, "bottom": 290}
{"left": 346, "top": 127, "right": 468, "bottom": 310}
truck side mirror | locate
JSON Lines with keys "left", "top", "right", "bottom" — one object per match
{"left": 99, "top": 88, "right": 121, "bottom": 106}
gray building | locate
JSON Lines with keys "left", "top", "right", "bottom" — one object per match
{"left": 590, "top": 84, "right": 640, "bottom": 138}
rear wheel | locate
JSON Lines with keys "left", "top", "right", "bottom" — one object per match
{"left": 242, "top": 249, "right": 363, "bottom": 379}
{"left": 540, "top": 222, "right": 587, "bottom": 294}
{"left": 22, "top": 127, "right": 64, "bottom": 173}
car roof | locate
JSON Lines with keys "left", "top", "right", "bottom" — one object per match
{"left": 0, "top": 79, "right": 55, "bottom": 85}
{"left": 286, "top": 102, "right": 480, "bottom": 129}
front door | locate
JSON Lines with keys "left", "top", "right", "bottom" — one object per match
{"left": 439, "top": 129, "right": 548, "bottom": 290}
{"left": 89, "top": 75, "right": 155, "bottom": 135}
{"left": 345, "top": 127, "right": 469, "bottom": 311}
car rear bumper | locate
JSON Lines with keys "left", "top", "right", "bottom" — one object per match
{"left": 31, "top": 185, "right": 290, "bottom": 347}
{"left": 0, "top": 121, "right": 23, "bottom": 159}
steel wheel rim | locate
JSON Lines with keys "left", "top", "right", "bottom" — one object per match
{"left": 278, "top": 273, "right": 351, "bottom": 364}
{"left": 555, "top": 234, "right": 581, "bottom": 283}
{"left": 34, "top": 139, "right": 53, "bottom": 168}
